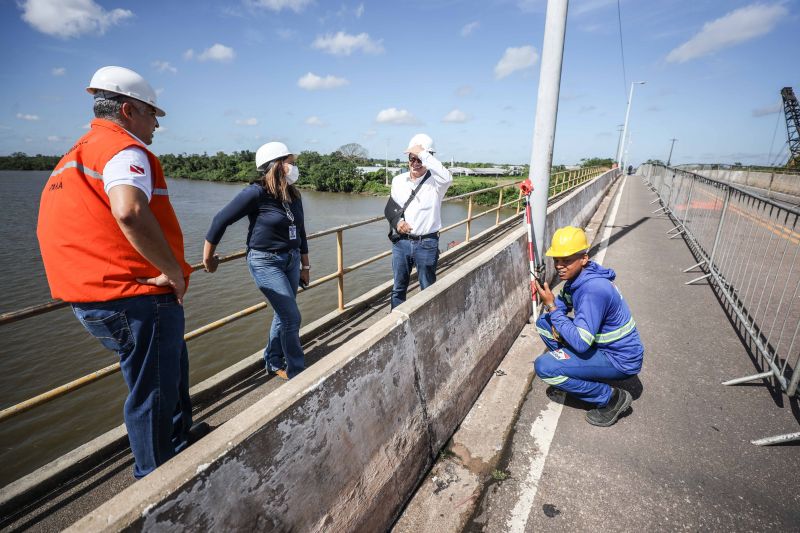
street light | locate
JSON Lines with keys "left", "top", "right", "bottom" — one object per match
{"left": 617, "top": 81, "right": 646, "bottom": 169}
{"left": 667, "top": 138, "right": 678, "bottom": 166}
{"left": 614, "top": 123, "right": 624, "bottom": 167}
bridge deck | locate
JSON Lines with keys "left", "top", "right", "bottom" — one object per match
{"left": 466, "top": 174, "right": 799, "bottom": 531}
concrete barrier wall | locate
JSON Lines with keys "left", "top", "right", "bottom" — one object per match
{"left": 690, "top": 168, "right": 800, "bottom": 197}
{"left": 69, "top": 170, "right": 619, "bottom": 532}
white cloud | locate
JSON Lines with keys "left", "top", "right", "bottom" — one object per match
{"left": 455, "top": 85, "right": 473, "bottom": 97}
{"left": 305, "top": 116, "right": 325, "bottom": 126}
{"left": 666, "top": 3, "right": 787, "bottom": 63}
{"left": 183, "top": 49, "right": 195, "bottom": 60}
{"left": 47, "top": 135, "right": 61, "bottom": 141}
{"left": 20, "top": 0, "right": 133, "bottom": 39}
{"left": 248, "top": 0, "right": 311, "bottom": 12}
{"left": 51, "top": 67, "right": 66, "bottom": 76}
{"left": 236, "top": 118, "right": 259, "bottom": 126}
{"left": 461, "top": 21, "right": 479, "bottom": 37}
{"left": 494, "top": 45, "right": 539, "bottom": 79}
{"left": 442, "top": 109, "right": 469, "bottom": 123}
{"left": 82, "top": 122, "right": 91, "bottom": 129}
{"left": 312, "top": 32, "right": 384, "bottom": 56}
{"left": 297, "top": 72, "right": 349, "bottom": 90}
{"left": 155, "top": 126, "right": 167, "bottom": 133}
{"left": 375, "top": 108, "right": 419, "bottom": 125}
{"left": 155, "top": 88, "right": 165, "bottom": 96}
{"left": 17, "top": 113, "right": 40, "bottom": 121}
{"left": 152, "top": 61, "right": 177, "bottom": 73}
{"left": 197, "top": 44, "right": 235, "bottom": 62}
{"left": 355, "top": 3, "right": 365, "bottom": 17}
{"left": 364, "top": 129, "right": 377, "bottom": 138}
{"left": 752, "top": 102, "right": 782, "bottom": 117}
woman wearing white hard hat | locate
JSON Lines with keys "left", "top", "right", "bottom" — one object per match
{"left": 203, "top": 142, "right": 309, "bottom": 380}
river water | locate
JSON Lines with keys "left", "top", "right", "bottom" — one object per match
{"left": 0, "top": 170, "right": 516, "bottom": 485}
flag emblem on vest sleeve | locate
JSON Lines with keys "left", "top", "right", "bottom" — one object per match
{"left": 130, "top": 164, "right": 145, "bottom": 175}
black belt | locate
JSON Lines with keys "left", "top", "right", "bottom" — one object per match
{"left": 398, "top": 232, "right": 439, "bottom": 241}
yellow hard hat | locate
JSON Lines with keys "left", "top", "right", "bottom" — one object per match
{"left": 545, "top": 226, "right": 589, "bottom": 257}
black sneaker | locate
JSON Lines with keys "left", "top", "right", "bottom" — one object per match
{"left": 585, "top": 388, "right": 632, "bottom": 427}
{"left": 187, "top": 421, "right": 211, "bottom": 445}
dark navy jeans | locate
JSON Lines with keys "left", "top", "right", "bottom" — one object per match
{"left": 533, "top": 313, "right": 630, "bottom": 407}
{"left": 391, "top": 236, "right": 440, "bottom": 309}
{"left": 247, "top": 248, "right": 306, "bottom": 378}
{"left": 72, "top": 293, "right": 192, "bottom": 478}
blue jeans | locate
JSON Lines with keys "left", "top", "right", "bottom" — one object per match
{"left": 533, "top": 313, "right": 631, "bottom": 406}
{"left": 247, "top": 248, "right": 306, "bottom": 378}
{"left": 72, "top": 293, "right": 192, "bottom": 479}
{"left": 391, "top": 236, "right": 440, "bottom": 308}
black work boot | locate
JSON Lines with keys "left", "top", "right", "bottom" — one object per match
{"left": 585, "top": 387, "right": 632, "bottom": 427}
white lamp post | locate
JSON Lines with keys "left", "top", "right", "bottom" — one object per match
{"left": 616, "top": 81, "right": 646, "bottom": 169}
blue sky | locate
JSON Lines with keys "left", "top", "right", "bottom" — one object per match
{"left": 1, "top": 0, "right": 798, "bottom": 165}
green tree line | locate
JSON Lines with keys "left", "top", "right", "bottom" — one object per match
{"left": 0, "top": 152, "right": 61, "bottom": 170}
{"left": 2, "top": 151, "right": 612, "bottom": 206}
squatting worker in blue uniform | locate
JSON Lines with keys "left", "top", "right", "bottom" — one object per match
{"left": 390, "top": 133, "right": 453, "bottom": 308}
{"left": 203, "top": 142, "right": 309, "bottom": 380}
{"left": 533, "top": 226, "right": 644, "bottom": 427}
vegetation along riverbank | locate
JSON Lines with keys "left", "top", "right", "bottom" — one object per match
{"left": 1, "top": 149, "right": 612, "bottom": 206}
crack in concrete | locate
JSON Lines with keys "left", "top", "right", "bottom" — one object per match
{"left": 409, "top": 336, "right": 438, "bottom": 462}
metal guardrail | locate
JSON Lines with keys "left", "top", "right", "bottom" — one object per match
{"left": 0, "top": 167, "right": 610, "bottom": 423}
{"left": 642, "top": 163, "right": 800, "bottom": 445}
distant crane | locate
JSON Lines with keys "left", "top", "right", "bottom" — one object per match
{"left": 782, "top": 87, "right": 800, "bottom": 168}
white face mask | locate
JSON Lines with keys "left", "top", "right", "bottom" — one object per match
{"left": 285, "top": 164, "right": 299, "bottom": 184}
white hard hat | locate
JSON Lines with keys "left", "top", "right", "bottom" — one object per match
{"left": 407, "top": 133, "right": 435, "bottom": 153}
{"left": 86, "top": 66, "right": 165, "bottom": 117}
{"left": 256, "top": 142, "right": 293, "bottom": 170}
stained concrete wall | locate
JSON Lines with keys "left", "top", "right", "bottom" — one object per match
{"left": 68, "top": 169, "right": 619, "bottom": 532}
{"left": 686, "top": 168, "right": 800, "bottom": 197}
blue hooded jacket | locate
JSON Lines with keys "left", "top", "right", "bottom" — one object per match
{"left": 549, "top": 261, "right": 644, "bottom": 374}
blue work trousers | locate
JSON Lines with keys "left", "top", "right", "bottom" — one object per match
{"left": 533, "top": 313, "right": 630, "bottom": 406}
{"left": 247, "top": 248, "right": 306, "bottom": 378}
{"left": 391, "top": 236, "right": 440, "bottom": 309}
{"left": 72, "top": 293, "right": 192, "bottom": 478}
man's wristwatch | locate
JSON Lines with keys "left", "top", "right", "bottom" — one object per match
{"left": 301, "top": 265, "right": 311, "bottom": 270}
{"left": 545, "top": 303, "right": 557, "bottom": 312}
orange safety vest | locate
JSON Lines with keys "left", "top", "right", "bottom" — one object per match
{"left": 36, "top": 118, "right": 192, "bottom": 303}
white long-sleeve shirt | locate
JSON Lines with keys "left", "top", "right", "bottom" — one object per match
{"left": 390, "top": 151, "right": 453, "bottom": 235}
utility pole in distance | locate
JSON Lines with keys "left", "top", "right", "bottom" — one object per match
{"left": 667, "top": 138, "right": 677, "bottom": 166}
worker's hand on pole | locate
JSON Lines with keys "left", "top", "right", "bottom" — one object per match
{"left": 533, "top": 279, "right": 555, "bottom": 308}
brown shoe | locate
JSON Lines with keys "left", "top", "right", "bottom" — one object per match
{"left": 269, "top": 368, "right": 289, "bottom": 381}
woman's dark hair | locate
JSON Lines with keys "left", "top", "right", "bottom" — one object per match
{"left": 254, "top": 157, "right": 300, "bottom": 203}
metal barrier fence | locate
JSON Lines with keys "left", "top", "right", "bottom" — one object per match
{"left": 641, "top": 163, "right": 800, "bottom": 445}
{"left": 0, "top": 167, "right": 609, "bottom": 424}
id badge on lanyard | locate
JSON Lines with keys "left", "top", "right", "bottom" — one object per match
{"left": 283, "top": 201, "right": 297, "bottom": 241}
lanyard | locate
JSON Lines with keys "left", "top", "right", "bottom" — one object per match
{"left": 281, "top": 201, "right": 295, "bottom": 224}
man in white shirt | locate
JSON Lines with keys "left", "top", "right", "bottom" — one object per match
{"left": 389, "top": 133, "right": 453, "bottom": 308}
